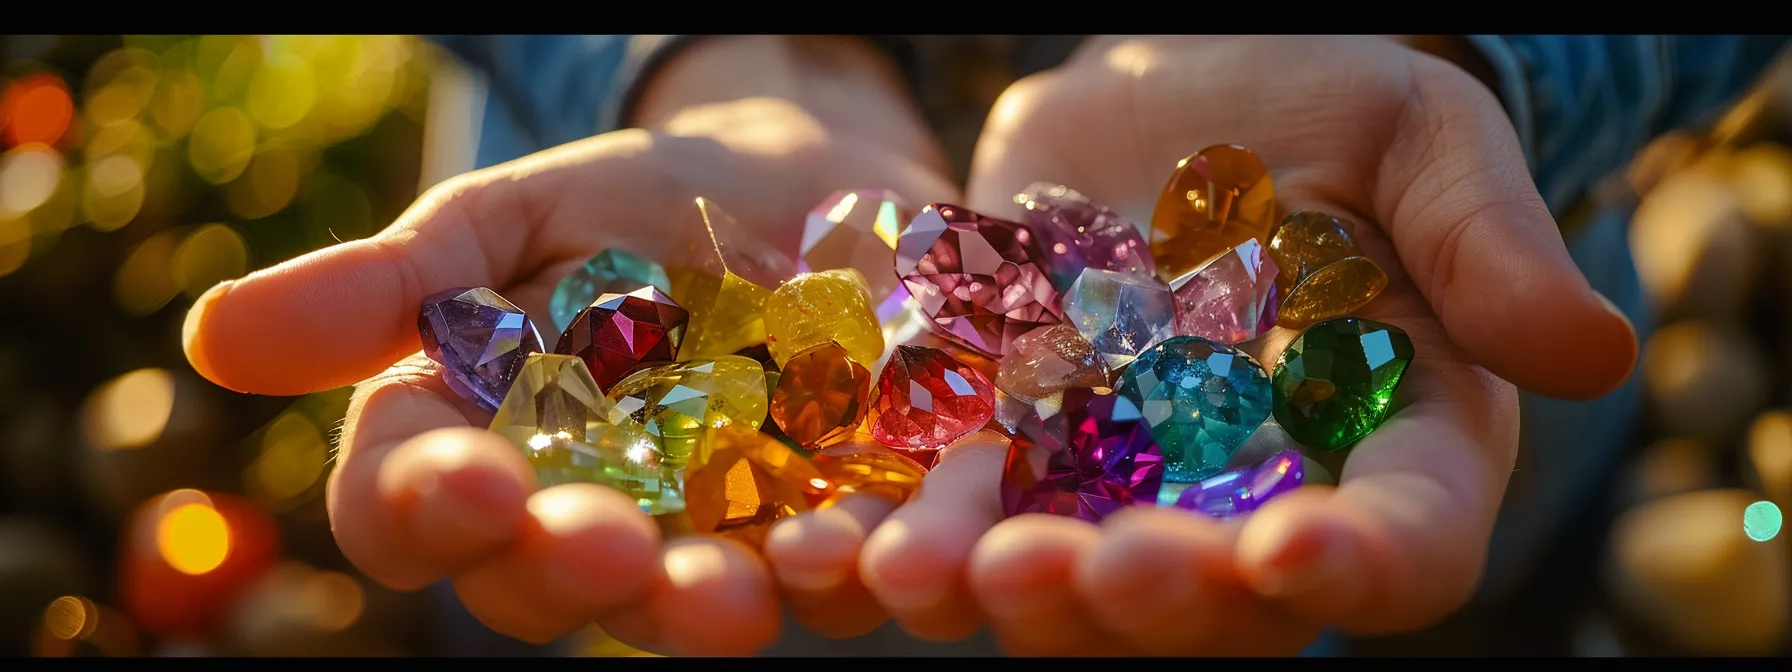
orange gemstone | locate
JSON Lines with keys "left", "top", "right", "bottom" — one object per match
{"left": 813, "top": 440, "right": 930, "bottom": 505}
{"left": 1148, "top": 144, "right": 1279, "bottom": 279}
{"left": 683, "top": 426, "right": 833, "bottom": 548}
{"left": 769, "top": 342, "right": 871, "bottom": 449}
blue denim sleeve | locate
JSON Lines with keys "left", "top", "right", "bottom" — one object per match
{"left": 1464, "top": 35, "right": 1787, "bottom": 213}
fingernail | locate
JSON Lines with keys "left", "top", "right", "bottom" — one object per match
{"left": 1248, "top": 526, "right": 1349, "bottom": 598}
{"left": 182, "top": 281, "right": 232, "bottom": 386}
{"left": 776, "top": 565, "right": 849, "bottom": 592}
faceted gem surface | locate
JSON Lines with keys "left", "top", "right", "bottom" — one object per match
{"left": 1169, "top": 239, "right": 1280, "bottom": 345}
{"left": 663, "top": 198, "right": 796, "bottom": 360}
{"left": 875, "top": 297, "right": 933, "bottom": 373}
{"left": 1175, "top": 449, "right": 1304, "bottom": 517}
{"left": 548, "top": 249, "right": 673, "bottom": 334}
{"left": 1016, "top": 183, "right": 1154, "bottom": 290}
{"left": 1148, "top": 144, "right": 1279, "bottom": 279}
{"left": 1064, "top": 269, "right": 1177, "bottom": 370}
{"left": 418, "top": 287, "right": 544, "bottom": 412}
{"left": 765, "top": 269, "right": 885, "bottom": 367}
{"left": 996, "top": 324, "right": 1110, "bottom": 403}
{"left": 605, "top": 356, "right": 769, "bottom": 471}
{"left": 1118, "top": 336, "right": 1274, "bottom": 483}
{"left": 813, "top": 441, "right": 929, "bottom": 506}
{"left": 800, "top": 189, "right": 917, "bottom": 321}
{"left": 769, "top": 342, "right": 871, "bottom": 449}
{"left": 869, "top": 345, "right": 996, "bottom": 451}
{"left": 554, "top": 286, "right": 688, "bottom": 392}
{"left": 1267, "top": 212, "right": 1389, "bottom": 330}
{"left": 491, "top": 354, "right": 677, "bottom": 514}
{"left": 896, "top": 203, "right": 1062, "bottom": 358}
{"left": 1000, "top": 388, "right": 1166, "bottom": 522}
{"left": 684, "top": 426, "right": 833, "bottom": 549}
{"left": 1272, "top": 317, "right": 1414, "bottom": 452}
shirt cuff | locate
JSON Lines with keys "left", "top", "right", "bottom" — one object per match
{"left": 1463, "top": 35, "right": 1538, "bottom": 173}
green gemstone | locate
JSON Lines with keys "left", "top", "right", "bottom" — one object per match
{"left": 1271, "top": 317, "right": 1414, "bottom": 452}
{"left": 549, "top": 249, "right": 674, "bottom": 334}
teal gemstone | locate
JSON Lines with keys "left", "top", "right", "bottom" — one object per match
{"left": 548, "top": 250, "right": 674, "bottom": 333}
{"left": 1117, "top": 335, "right": 1273, "bottom": 487}
{"left": 1271, "top": 317, "right": 1414, "bottom": 452}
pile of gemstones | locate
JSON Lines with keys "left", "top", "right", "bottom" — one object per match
{"left": 417, "top": 144, "right": 1415, "bottom": 548}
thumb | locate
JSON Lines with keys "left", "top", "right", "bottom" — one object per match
{"left": 1372, "top": 57, "right": 1637, "bottom": 401}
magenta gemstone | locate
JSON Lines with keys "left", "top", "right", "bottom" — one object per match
{"left": 1017, "top": 183, "right": 1155, "bottom": 290}
{"left": 1168, "top": 239, "right": 1280, "bottom": 345}
{"left": 1000, "top": 388, "right": 1164, "bottom": 522}
{"left": 1174, "top": 449, "right": 1305, "bottom": 519}
{"left": 896, "top": 203, "right": 1063, "bottom": 358}
{"left": 418, "top": 287, "right": 544, "bottom": 411}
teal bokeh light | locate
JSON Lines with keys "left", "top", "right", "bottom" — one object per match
{"left": 1744, "top": 501, "right": 1782, "bottom": 542}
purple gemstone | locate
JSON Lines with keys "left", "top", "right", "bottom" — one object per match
{"left": 1017, "top": 183, "right": 1155, "bottom": 291}
{"left": 418, "top": 287, "right": 544, "bottom": 411}
{"left": 1175, "top": 449, "right": 1305, "bottom": 519}
{"left": 1000, "top": 388, "right": 1164, "bottom": 522}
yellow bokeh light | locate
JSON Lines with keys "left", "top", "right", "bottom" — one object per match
{"left": 186, "top": 107, "right": 258, "bottom": 184}
{"left": 82, "top": 154, "right": 146, "bottom": 232}
{"left": 0, "top": 216, "right": 29, "bottom": 279}
{"left": 172, "top": 223, "right": 249, "bottom": 299}
{"left": 114, "top": 229, "right": 184, "bottom": 315}
{"left": 299, "top": 36, "right": 399, "bottom": 143}
{"left": 304, "top": 572, "right": 366, "bottom": 633}
{"left": 301, "top": 174, "right": 374, "bottom": 241}
{"left": 81, "top": 368, "right": 176, "bottom": 452}
{"left": 0, "top": 144, "right": 66, "bottom": 219}
{"left": 226, "top": 147, "right": 300, "bottom": 220}
{"left": 248, "top": 412, "right": 328, "bottom": 506}
{"left": 155, "top": 502, "right": 231, "bottom": 575}
{"left": 197, "top": 35, "right": 264, "bottom": 102}
{"left": 85, "top": 119, "right": 156, "bottom": 172}
{"left": 85, "top": 68, "right": 158, "bottom": 128}
{"left": 85, "top": 48, "right": 160, "bottom": 95}
{"left": 246, "top": 53, "right": 317, "bottom": 130}
{"left": 42, "top": 596, "right": 97, "bottom": 641}
{"left": 149, "top": 68, "right": 205, "bottom": 140}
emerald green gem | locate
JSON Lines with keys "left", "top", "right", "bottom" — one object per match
{"left": 1271, "top": 317, "right": 1414, "bottom": 452}
{"left": 549, "top": 249, "right": 673, "bottom": 333}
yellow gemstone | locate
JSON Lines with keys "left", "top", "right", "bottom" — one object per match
{"left": 664, "top": 197, "right": 797, "bottom": 360}
{"left": 765, "top": 269, "right": 885, "bottom": 367}
{"left": 684, "top": 425, "right": 833, "bottom": 548}
{"left": 605, "top": 356, "right": 769, "bottom": 472}
{"left": 1267, "top": 211, "right": 1389, "bottom": 330}
{"left": 1148, "top": 144, "right": 1279, "bottom": 279}
{"left": 812, "top": 440, "right": 929, "bottom": 506}
{"left": 490, "top": 354, "right": 678, "bottom": 514}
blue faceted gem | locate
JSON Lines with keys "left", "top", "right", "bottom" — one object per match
{"left": 1116, "top": 335, "right": 1273, "bottom": 488}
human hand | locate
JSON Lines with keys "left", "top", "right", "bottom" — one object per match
{"left": 851, "top": 35, "right": 1640, "bottom": 654}
{"left": 180, "top": 36, "right": 957, "bottom": 654}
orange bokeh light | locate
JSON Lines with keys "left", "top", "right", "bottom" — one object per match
{"left": 0, "top": 74, "right": 75, "bottom": 148}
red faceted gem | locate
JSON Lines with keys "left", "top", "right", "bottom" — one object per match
{"left": 895, "top": 203, "right": 1063, "bottom": 359}
{"left": 554, "top": 286, "right": 689, "bottom": 390}
{"left": 869, "top": 345, "right": 996, "bottom": 451}
{"left": 1001, "top": 388, "right": 1165, "bottom": 522}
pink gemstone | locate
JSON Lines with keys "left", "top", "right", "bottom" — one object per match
{"left": 868, "top": 345, "right": 997, "bottom": 451}
{"left": 799, "top": 190, "right": 917, "bottom": 322}
{"left": 896, "top": 204, "right": 1063, "bottom": 358}
{"left": 1018, "top": 183, "right": 1154, "bottom": 290}
{"left": 1174, "top": 449, "right": 1304, "bottom": 518}
{"left": 1168, "top": 239, "right": 1280, "bottom": 345}
{"left": 1000, "top": 388, "right": 1164, "bottom": 522}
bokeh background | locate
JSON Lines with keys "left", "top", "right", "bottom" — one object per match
{"left": 1, "top": 34, "right": 1789, "bottom": 657}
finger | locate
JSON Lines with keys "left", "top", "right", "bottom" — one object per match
{"left": 326, "top": 361, "right": 535, "bottom": 590}
{"left": 970, "top": 515, "right": 1123, "bottom": 656}
{"left": 765, "top": 494, "right": 898, "bottom": 639}
{"left": 1374, "top": 54, "right": 1637, "bottom": 400}
{"left": 1235, "top": 353, "right": 1520, "bottom": 635}
{"left": 648, "top": 538, "right": 782, "bottom": 656}
{"left": 859, "top": 432, "right": 1009, "bottom": 641}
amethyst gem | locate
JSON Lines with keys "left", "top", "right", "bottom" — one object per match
{"left": 418, "top": 287, "right": 544, "bottom": 411}
{"left": 1175, "top": 449, "right": 1305, "bottom": 519}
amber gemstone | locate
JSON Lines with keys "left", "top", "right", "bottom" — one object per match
{"left": 812, "top": 441, "right": 929, "bottom": 506}
{"left": 1267, "top": 212, "right": 1389, "bottom": 330}
{"left": 684, "top": 426, "right": 834, "bottom": 548}
{"left": 1148, "top": 144, "right": 1279, "bottom": 279}
{"left": 769, "top": 342, "right": 872, "bottom": 450}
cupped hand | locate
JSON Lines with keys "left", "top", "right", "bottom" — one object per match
{"left": 858, "top": 35, "right": 1641, "bottom": 655}
{"left": 181, "top": 37, "right": 960, "bottom": 654}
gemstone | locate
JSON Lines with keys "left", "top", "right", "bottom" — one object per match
{"left": 874, "top": 297, "right": 934, "bottom": 373}
{"left": 1000, "top": 388, "right": 1165, "bottom": 522}
{"left": 1169, "top": 239, "right": 1280, "bottom": 345}
{"left": 554, "top": 286, "right": 688, "bottom": 391}
{"left": 663, "top": 198, "right": 796, "bottom": 360}
{"left": 1118, "top": 336, "right": 1273, "bottom": 484}
{"left": 548, "top": 249, "right": 673, "bottom": 334}
{"left": 491, "top": 354, "right": 677, "bottom": 514}
{"left": 1148, "top": 144, "right": 1279, "bottom": 279}
{"left": 1174, "top": 449, "right": 1304, "bottom": 518}
{"left": 769, "top": 342, "right": 872, "bottom": 450}
{"left": 799, "top": 189, "right": 917, "bottom": 321}
{"left": 991, "top": 387, "right": 1032, "bottom": 434}
{"left": 765, "top": 269, "right": 885, "bottom": 367}
{"left": 1272, "top": 317, "right": 1414, "bottom": 452}
{"left": 996, "top": 324, "right": 1110, "bottom": 403}
{"left": 1016, "top": 183, "right": 1154, "bottom": 290}
{"left": 869, "top": 345, "right": 996, "bottom": 451}
{"left": 684, "top": 426, "right": 833, "bottom": 548}
{"left": 1063, "top": 269, "right": 1177, "bottom": 370}
{"left": 418, "top": 287, "right": 544, "bottom": 412}
{"left": 812, "top": 441, "right": 929, "bottom": 506}
{"left": 896, "top": 203, "right": 1062, "bottom": 358}
{"left": 605, "top": 356, "right": 769, "bottom": 471}
{"left": 1266, "top": 212, "right": 1390, "bottom": 330}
